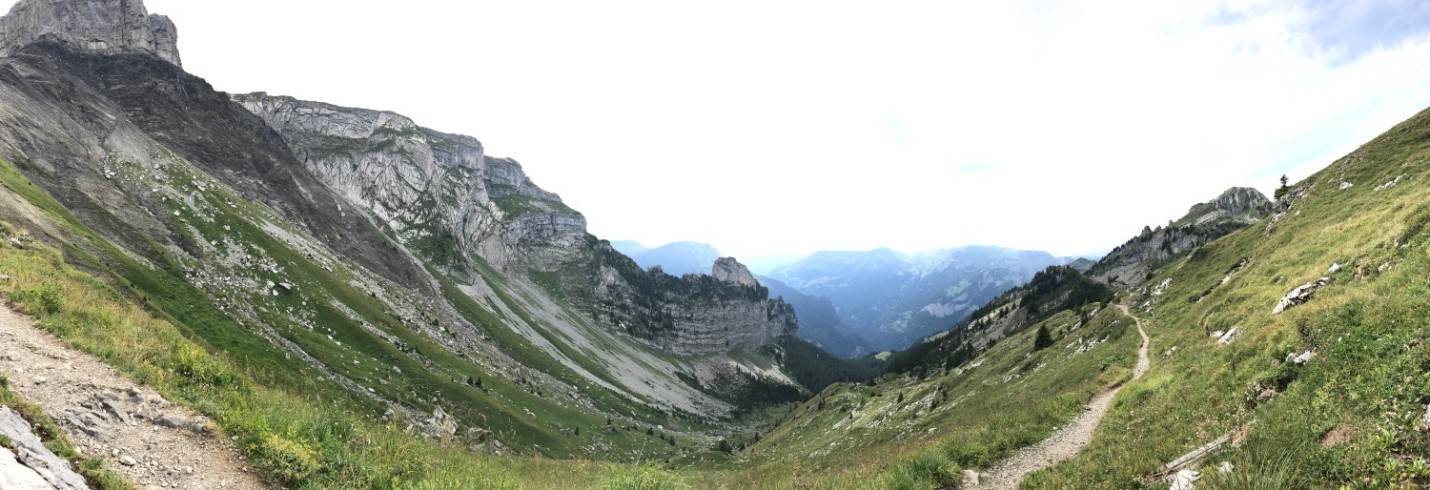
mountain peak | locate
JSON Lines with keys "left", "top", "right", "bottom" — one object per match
{"left": 712, "top": 257, "right": 759, "bottom": 287}
{"left": 0, "top": 0, "right": 181, "bottom": 66}
{"left": 1179, "top": 186, "right": 1272, "bottom": 226}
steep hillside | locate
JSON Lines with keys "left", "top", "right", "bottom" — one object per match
{"left": 611, "top": 240, "right": 720, "bottom": 276}
{"left": 717, "top": 106, "right": 1430, "bottom": 488}
{"left": 761, "top": 277, "right": 874, "bottom": 358}
{"left": 0, "top": 0, "right": 823, "bottom": 486}
{"left": 769, "top": 246, "right": 1065, "bottom": 351}
{"left": 885, "top": 265, "right": 1114, "bottom": 374}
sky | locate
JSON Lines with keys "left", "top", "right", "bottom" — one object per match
{"left": 10, "top": 0, "right": 1429, "bottom": 260}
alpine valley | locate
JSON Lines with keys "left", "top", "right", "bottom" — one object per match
{"left": 0, "top": 1, "right": 1425, "bottom": 489}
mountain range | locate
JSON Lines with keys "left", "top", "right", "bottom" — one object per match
{"left": 768, "top": 246, "right": 1072, "bottom": 351}
{"left": 609, "top": 240, "right": 721, "bottom": 276}
{"left": 0, "top": 1, "right": 1423, "bottom": 488}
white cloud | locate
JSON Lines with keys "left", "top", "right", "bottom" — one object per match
{"left": 5, "top": 0, "right": 1427, "bottom": 258}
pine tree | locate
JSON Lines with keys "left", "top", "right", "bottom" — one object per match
{"left": 1034, "top": 324, "right": 1054, "bottom": 351}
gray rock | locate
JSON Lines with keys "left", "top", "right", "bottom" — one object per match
{"left": 154, "top": 414, "right": 189, "bottom": 429}
{"left": 1092, "top": 187, "right": 1271, "bottom": 288}
{"left": 1217, "top": 461, "right": 1235, "bottom": 474}
{"left": 1420, "top": 404, "right": 1430, "bottom": 432}
{"left": 231, "top": 93, "right": 585, "bottom": 272}
{"left": 64, "top": 410, "right": 115, "bottom": 442}
{"left": 119, "top": 455, "right": 137, "bottom": 466}
{"left": 1272, "top": 278, "right": 1331, "bottom": 314}
{"left": 1293, "top": 351, "right": 1315, "bottom": 366}
{"left": 0, "top": 446, "right": 56, "bottom": 490}
{"left": 0, "top": 407, "right": 90, "bottom": 489}
{"left": 712, "top": 257, "right": 759, "bottom": 288}
{"left": 1169, "top": 469, "right": 1201, "bottom": 490}
{"left": 0, "top": 0, "right": 181, "bottom": 66}
{"left": 1216, "top": 328, "right": 1242, "bottom": 345}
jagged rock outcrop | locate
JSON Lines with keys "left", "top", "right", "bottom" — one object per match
{"left": 1272, "top": 277, "right": 1331, "bottom": 314}
{"left": 1091, "top": 187, "right": 1271, "bottom": 288}
{"left": 0, "top": 0, "right": 180, "bottom": 66}
{"left": 233, "top": 93, "right": 586, "bottom": 273}
{"left": 713, "top": 257, "right": 758, "bottom": 287}
{"left": 1182, "top": 187, "right": 1273, "bottom": 227}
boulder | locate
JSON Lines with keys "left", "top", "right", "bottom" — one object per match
{"left": 1272, "top": 278, "right": 1331, "bottom": 314}
{"left": 1216, "top": 328, "right": 1242, "bottom": 345}
{"left": 0, "top": 407, "right": 89, "bottom": 489}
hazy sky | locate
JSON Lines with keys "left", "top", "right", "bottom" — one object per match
{"left": 11, "top": 0, "right": 1429, "bottom": 258}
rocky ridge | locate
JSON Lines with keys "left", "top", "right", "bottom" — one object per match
{"left": 232, "top": 92, "right": 586, "bottom": 274}
{"left": 1090, "top": 187, "right": 1272, "bottom": 288}
{"left": 594, "top": 254, "right": 798, "bottom": 355}
{"left": 0, "top": 0, "right": 179, "bottom": 66}
{"left": 236, "top": 92, "right": 800, "bottom": 358}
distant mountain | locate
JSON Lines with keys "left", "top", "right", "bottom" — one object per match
{"left": 611, "top": 240, "right": 721, "bottom": 276}
{"left": 768, "top": 246, "right": 1064, "bottom": 351}
{"left": 760, "top": 277, "right": 873, "bottom": 358}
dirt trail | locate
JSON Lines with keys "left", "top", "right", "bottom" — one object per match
{"left": 0, "top": 306, "right": 267, "bottom": 489}
{"left": 974, "top": 304, "right": 1150, "bottom": 489}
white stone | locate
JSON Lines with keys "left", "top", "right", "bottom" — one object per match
{"left": 1217, "top": 328, "right": 1242, "bottom": 345}
{"left": 1169, "top": 469, "right": 1201, "bottom": 490}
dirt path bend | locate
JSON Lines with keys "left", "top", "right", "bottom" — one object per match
{"left": 0, "top": 306, "right": 267, "bottom": 489}
{"left": 974, "top": 304, "right": 1150, "bottom": 489}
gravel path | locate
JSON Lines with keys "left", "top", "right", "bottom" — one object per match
{"left": 973, "top": 304, "right": 1150, "bottom": 489}
{"left": 0, "top": 306, "right": 267, "bottom": 489}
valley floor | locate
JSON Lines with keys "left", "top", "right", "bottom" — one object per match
{"left": 0, "top": 306, "right": 265, "bottom": 489}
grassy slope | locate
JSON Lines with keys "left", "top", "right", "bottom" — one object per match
{"left": 719, "top": 108, "right": 1430, "bottom": 489}
{"left": 0, "top": 157, "right": 698, "bottom": 487}
{"left": 694, "top": 303, "right": 1137, "bottom": 488}
{"left": 1027, "top": 107, "right": 1430, "bottom": 488}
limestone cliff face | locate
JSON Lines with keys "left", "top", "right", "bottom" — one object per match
{"left": 1091, "top": 187, "right": 1271, "bottom": 288}
{"left": 233, "top": 93, "right": 586, "bottom": 273}
{"left": 594, "top": 253, "right": 798, "bottom": 355}
{"left": 0, "top": 0, "right": 180, "bottom": 66}
{"left": 236, "top": 94, "right": 799, "bottom": 357}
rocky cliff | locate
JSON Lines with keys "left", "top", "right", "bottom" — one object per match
{"left": 1090, "top": 187, "right": 1271, "bottom": 288}
{"left": 592, "top": 253, "right": 797, "bottom": 355}
{"left": 0, "top": 0, "right": 179, "bottom": 66}
{"left": 235, "top": 93, "right": 798, "bottom": 358}
{"left": 233, "top": 93, "right": 586, "bottom": 274}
